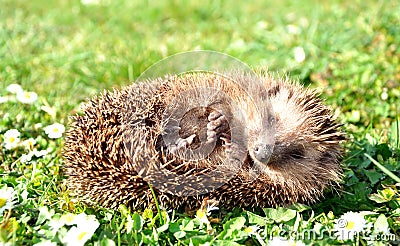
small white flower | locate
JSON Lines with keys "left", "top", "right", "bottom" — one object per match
{"left": 256, "top": 20, "right": 268, "bottom": 29}
{"left": 20, "top": 189, "right": 29, "bottom": 201}
{"left": 293, "top": 46, "right": 306, "bottom": 63}
{"left": 16, "top": 91, "right": 38, "bottom": 104}
{"left": 34, "top": 123, "right": 43, "bottom": 130}
{"left": 48, "top": 216, "right": 66, "bottom": 232}
{"left": 22, "top": 138, "right": 37, "bottom": 150}
{"left": 61, "top": 213, "right": 99, "bottom": 246}
{"left": 286, "top": 24, "right": 300, "bottom": 34}
{"left": 16, "top": 114, "right": 24, "bottom": 122}
{"left": 0, "top": 186, "right": 16, "bottom": 215}
{"left": 244, "top": 225, "right": 259, "bottom": 235}
{"left": 229, "top": 39, "right": 246, "bottom": 51}
{"left": 81, "top": 0, "right": 101, "bottom": 5}
{"left": 20, "top": 152, "right": 34, "bottom": 163}
{"left": 3, "top": 129, "right": 21, "bottom": 150}
{"left": 41, "top": 105, "right": 57, "bottom": 118}
{"left": 44, "top": 123, "right": 65, "bottom": 139}
{"left": 6, "top": 84, "right": 23, "bottom": 94}
{"left": 61, "top": 212, "right": 99, "bottom": 227}
{"left": 62, "top": 226, "right": 96, "bottom": 246}
{"left": 60, "top": 213, "right": 79, "bottom": 226}
{"left": 206, "top": 201, "right": 219, "bottom": 215}
{"left": 196, "top": 209, "right": 209, "bottom": 228}
{"left": 381, "top": 88, "right": 388, "bottom": 101}
{"left": 299, "top": 17, "right": 309, "bottom": 28}
{"left": 334, "top": 211, "right": 367, "bottom": 241}
{"left": 33, "top": 149, "right": 48, "bottom": 157}
{"left": 125, "top": 214, "right": 134, "bottom": 234}
{"left": 0, "top": 96, "right": 9, "bottom": 104}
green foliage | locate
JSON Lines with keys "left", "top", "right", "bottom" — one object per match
{"left": 0, "top": 0, "right": 399, "bottom": 245}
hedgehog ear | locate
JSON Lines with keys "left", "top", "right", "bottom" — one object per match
{"left": 259, "top": 89, "right": 270, "bottom": 101}
{"left": 261, "top": 100, "right": 276, "bottom": 129}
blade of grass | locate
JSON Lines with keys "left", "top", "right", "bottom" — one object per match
{"left": 396, "top": 115, "right": 399, "bottom": 149}
{"left": 364, "top": 153, "right": 400, "bottom": 183}
{"left": 148, "top": 183, "right": 164, "bottom": 225}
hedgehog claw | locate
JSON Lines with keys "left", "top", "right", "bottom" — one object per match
{"left": 168, "top": 134, "right": 196, "bottom": 154}
{"left": 208, "top": 111, "right": 221, "bottom": 121}
{"left": 207, "top": 111, "right": 229, "bottom": 143}
{"left": 220, "top": 137, "right": 231, "bottom": 145}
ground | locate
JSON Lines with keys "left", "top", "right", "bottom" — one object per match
{"left": 0, "top": 0, "right": 399, "bottom": 245}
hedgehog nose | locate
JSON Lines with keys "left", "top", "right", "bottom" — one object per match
{"left": 253, "top": 143, "right": 274, "bottom": 163}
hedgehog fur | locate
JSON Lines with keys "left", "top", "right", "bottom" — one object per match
{"left": 63, "top": 71, "right": 344, "bottom": 210}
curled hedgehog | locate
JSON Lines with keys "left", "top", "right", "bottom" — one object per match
{"left": 64, "top": 71, "right": 344, "bottom": 210}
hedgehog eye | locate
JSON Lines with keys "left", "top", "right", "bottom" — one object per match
{"left": 289, "top": 148, "right": 305, "bottom": 159}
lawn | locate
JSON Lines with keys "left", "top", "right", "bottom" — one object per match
{"left": 0, "top": 0, "right": 399, "bottom": 245}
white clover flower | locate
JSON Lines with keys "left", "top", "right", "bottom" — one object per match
{"left": 6, "top": 84, "right": 23, "bottom": 94}
{"left": 44, "top": 123, "right": 65, "bottom": 139}
{"left": 61, "top": 214, "right": 100, "bottom": 246}
{"left": 20, "top": 152, "right": 34, "bottom": 163}
{"left": 22, "top": 138, "right": 37, "bottom": 150}
{"left": 334, "top": 211, "right": 367, "bottom": 241}
{"left": 0, "top": 186, "right": 17, "bottom": 215}
{"left": 3, "top": 129, "right": 21, "bottom": 150}
{"left": 16, "top": 91, "right": 38, "bottom": 104}
{"left": 293, "top": 46, "right": 306, "bottom": 63}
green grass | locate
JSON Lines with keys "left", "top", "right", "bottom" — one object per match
{"left": 1, "top": 0, "right": 399, "bottom": 245}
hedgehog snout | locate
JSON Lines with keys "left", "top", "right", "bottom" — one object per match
{"left": 253, "top": 143, "right": 274, "bottom": 163}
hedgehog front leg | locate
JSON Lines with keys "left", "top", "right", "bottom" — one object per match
{"left": 207, "top": 110, "right": 247, "bottom": 164}
{"left": 206, "top": 111, "right": 230, "bottom": 143}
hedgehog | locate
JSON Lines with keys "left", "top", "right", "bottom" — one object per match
{"left": 63, "top": 71, "right": 344, "bottom": 210}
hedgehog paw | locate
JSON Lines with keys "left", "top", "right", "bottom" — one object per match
{"left": 221, "top": 136, "right": 246, "bottom": 166}
{"left": 206, "top": 111, "right": 229, "bottom": 143}
{"left": 168, "top": 134, "right": 196, "bottom": 155}
{"left": 220, "top": 136, "right": 233, "bottom": 152}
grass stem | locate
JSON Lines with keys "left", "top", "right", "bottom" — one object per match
{"left": 364, "top": 153, "right": 400, "bottom": 183}
{"left": 148, "top": 183, "right": 164, "bottom": 225}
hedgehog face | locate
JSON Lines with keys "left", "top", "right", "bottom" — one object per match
{"left": 248, "top": 108, "right": 315, "bottom": 170}
{"left": 247, "top": 128, "right": 275, "bottom": 165}
{"left": 242, "top": 81, "right": 343, "bottom": 199}
{"left": 243, "top": 99, "right": 276, "bottom": 166}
